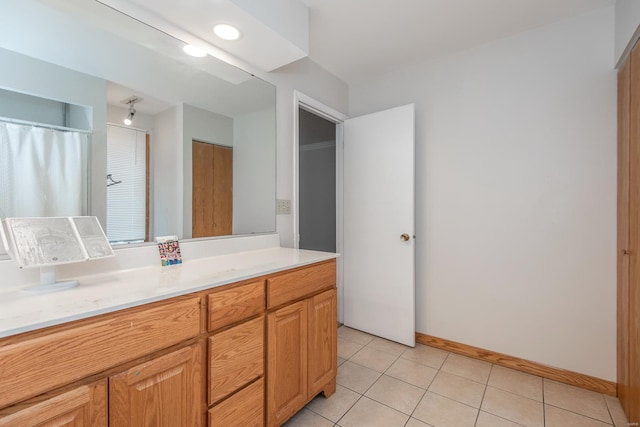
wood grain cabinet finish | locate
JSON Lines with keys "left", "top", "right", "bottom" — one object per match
{"left": 208, "top": 316, "right": 264, "bottom": 404}
{"left": 208, "top": 280, "right": 265, "bottom": 331}
{"left": 0, "top": 380, "right": 107, "bottom": 427}
{"left": 208, "top": 378, "right": 264, "bottom": 427}
{"left": 109, "top": 345, "right": 202, "bottom": 427}
{"left": 266, "top": 261, "right": 337, "bottom": 427}
{"left": 267, "top": 300, "right": 308, "bottom": 427}
{"left": 0, "top": 296, "right": 201, "bottom": 409}
{"left": 307, "top": 289, "right": 337, "bottom": 398}
{"left": 266, "top": 260, "right": 336, "bottom": 309}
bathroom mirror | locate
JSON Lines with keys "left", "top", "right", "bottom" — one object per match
{"left": 0, "top": 0, "right": 276, "bottom": 249}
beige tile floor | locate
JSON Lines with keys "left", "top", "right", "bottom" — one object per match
{"left": 284, "top": 326, "right": 630, "bottom": 427}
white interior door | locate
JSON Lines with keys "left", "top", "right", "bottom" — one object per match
{"left": 343, "top": 104, "right": 415, "bottom": 346}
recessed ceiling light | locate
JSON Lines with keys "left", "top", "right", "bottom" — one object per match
{"left": 182, "top": 44, "right": 207, "bottom": 57}
{"left": 213, "top": 24, "right": 241, "bottom": 41}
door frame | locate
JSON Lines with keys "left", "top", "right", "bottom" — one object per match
{"left": 293, "top": 90, "right": 348, "bottom": 322}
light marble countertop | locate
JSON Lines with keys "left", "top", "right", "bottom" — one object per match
{"left": 0, "top": 247, "right": 338, "bottom": 339}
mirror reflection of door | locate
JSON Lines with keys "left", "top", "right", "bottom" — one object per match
{"left": 192, "top": 140, "right": 232, "bottom": 237}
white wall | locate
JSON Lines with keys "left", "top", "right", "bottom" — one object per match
{"left": 153, "top": 105, "right": 183, "bottom": 238}
{"left": 349, "top": 7, "right": 617, "bottom": 381}
{"left": 615, "top": 0, "right": 640, "bottom": 64}
{"left": 268, "top": 58, "right": 349, "bottom": 247}
{"left": 182, "top": 104, "right": 233, "bottom": 147}
{"left": 0, "top": 88, "right": 65, "bottom": 125}
{"left": 233, "top": 107, "right": 277, "bottom": 234}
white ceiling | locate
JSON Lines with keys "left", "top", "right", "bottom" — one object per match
{"left": 94, "top": 0, "right": 616, "bottom": 86}
{"left": 299, "top": 0, "right": 615, "bottom": 84}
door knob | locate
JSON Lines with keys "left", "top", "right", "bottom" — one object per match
{"left": 400, "top": 233, "right": 410, "bottom": 241}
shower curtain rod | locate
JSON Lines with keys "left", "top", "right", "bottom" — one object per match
{"left": 0, "top": 116, "right": 92, "bottom": 134}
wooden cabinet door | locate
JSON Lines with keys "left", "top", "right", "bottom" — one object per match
{"left": 0, "top": 380, "right": 106, "bottom": 427}
{"left": 109, "top": 345, "right": 202, "bottom": 427}
{"left": 267, "top": 300, "right": 308, "bottom": 427}
{"left": 307, "top": 289, "right": 337, "bottom": 398}
{"left": 192, "top": 141, "right": 232, "bottom": 238}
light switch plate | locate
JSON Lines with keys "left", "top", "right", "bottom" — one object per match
{"left": 276, "top": 199, "right": 291, "bottom": 215}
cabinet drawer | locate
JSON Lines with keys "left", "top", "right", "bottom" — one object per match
{"left": 208, "top": 378, "right": 264, "bottom": 427}
{"left": 208, "top": 280, "right": 264, "bottom": 331}
{"left": 0, "top": 296, "right": 201, "bottom": 409}
{"left": 267, "top": 260, "right": 336, "bottom": 308}
{"left": 209, "top": 317, "right": 264, "bottom": 404}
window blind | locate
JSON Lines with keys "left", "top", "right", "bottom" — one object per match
{"left": 106, "top": 125, "right": 146, "bottom": 243}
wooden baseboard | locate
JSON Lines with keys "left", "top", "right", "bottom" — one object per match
{"left": 416, "top": 333, "right": 616, "bottom": 396}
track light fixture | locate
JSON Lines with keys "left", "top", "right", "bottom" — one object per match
{"left": 121, "top": 96, "right": 142, "bottom": 126}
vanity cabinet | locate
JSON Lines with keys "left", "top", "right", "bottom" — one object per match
{"left": 266, "top": 261, "right": 337, "bottom": 427}
{"left": 109, "top": 344, "right": 202, "bottom": 427}
{"left": 0, "top": 259, "right": 336, "bottom": 427}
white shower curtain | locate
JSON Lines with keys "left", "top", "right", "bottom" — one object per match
{"left": 0, "top": 122, "right": 87, "bottom": 218}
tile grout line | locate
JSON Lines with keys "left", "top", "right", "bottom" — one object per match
{"left": 336, "top": 330, "right": 424, "bottom": 425}
{"left": 311, "top": 409, "right": 339, "bottom": 426}
{"left": 333, "top": 393, "right": 364, "bottom": 427}
{"left": 601, "top": 394, "right": 620, "bottom": 426}
{"left": 399, "top": 344, "right": 436, "bottom": 426}
{"left": 403, "top": 341, "right": 434, "bottom": 424}
{"left": 481, "top": 384, "right": 547, "bottom": 426}
{"left": 339, "top": 336, "right": 418, "bottom": 425}
{"left": 473, "top": 363, "right": 492, "bottom": 427}
{"left": 543, "top": 402, "right": 615, "bottom": 426}
{"left": 543, "top": 378, "right": 546, "bottom": 427}
{"left": 406, "top": 384, "right": 429, "bottom": 425}
{"left": 476, "top": 364, "right": 529, "bottom": 427}
{"left": 333, "top": 333, "right": 402, "bottom": 426}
